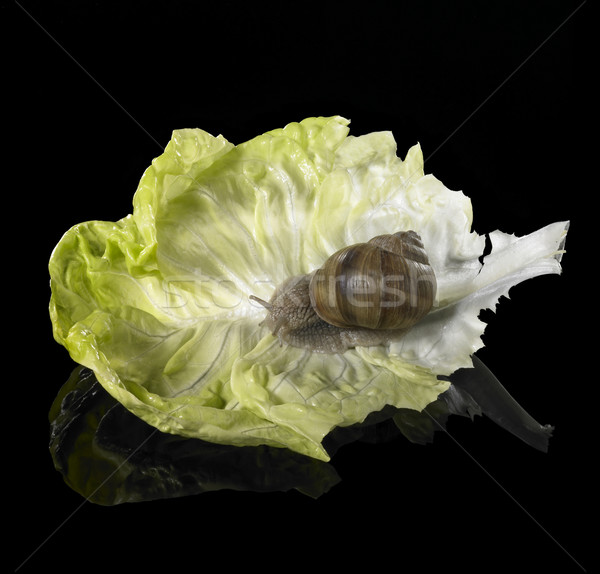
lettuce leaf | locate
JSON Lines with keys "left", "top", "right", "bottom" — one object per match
{"left": 49, "top": 116, "right": 568, "bottom": 461}
{"left": 49, "top": 365, "right": 342, "bottom": 503}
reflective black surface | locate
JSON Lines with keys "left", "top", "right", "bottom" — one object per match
{"left": 48, "top": 356, "right": 555, "bottom": 505}
{"left": 13, "top": 0, "right": 590, "bottom": 571}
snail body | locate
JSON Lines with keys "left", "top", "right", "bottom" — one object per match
{"left": 250, "top": 230, "right": 437, "bottom": 353}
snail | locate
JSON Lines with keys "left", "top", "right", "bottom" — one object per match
{"left": 250, "top": 230, "right": 437, "bottom": 354}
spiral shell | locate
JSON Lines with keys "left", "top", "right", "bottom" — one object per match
{"left": 309, "top": 231, "right": 436, "bottom": 330}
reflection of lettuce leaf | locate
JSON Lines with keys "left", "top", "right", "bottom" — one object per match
{"left": 49, "top": 357, "right": 553, "bottom": 504}
{"left": 49, "top": 116, "right": 568, "bottom": 461}
{"left": 49, "top": 366, "right": 342, "bottom": 503}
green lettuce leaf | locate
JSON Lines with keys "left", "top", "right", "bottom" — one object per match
{"left": 49, "top": 116, "right": 568, "bottom": 461}
{"left": 49, "top": 365, "right": 342, "bottom": 503}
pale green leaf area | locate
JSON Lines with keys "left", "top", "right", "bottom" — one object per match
{"left": 49, "top": 116, "right": 568, "bottom": 461}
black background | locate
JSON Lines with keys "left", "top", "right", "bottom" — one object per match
{"left": 9, "top": 1, "right": 592, "bottom": 572}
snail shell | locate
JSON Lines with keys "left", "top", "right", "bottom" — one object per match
{"left": 250, "top": 230, "right": 436, "bottom": 354}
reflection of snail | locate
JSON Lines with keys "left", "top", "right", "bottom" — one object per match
{"left": 250, "top": 230, "right": 437, "bottom": 353}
